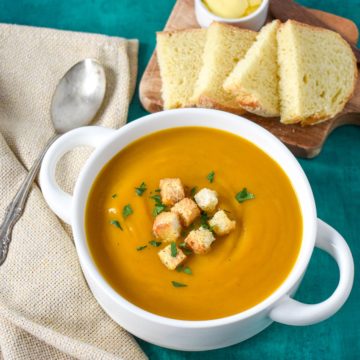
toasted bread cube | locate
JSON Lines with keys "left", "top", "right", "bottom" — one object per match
{"left": 184, "top": 227, "right": 215, "bottom": 254}
{"left": 194, "top": 188, "right": 218, "bottom": 213}
{"left": 209, "top": 210, "right": 236, "bottom": 236}
{"left": 158, "top": 244, "right": 186, "bottom": 270}
{"left": 153, "top": 212, "right": 182, "bottom": 242}
{"left": 159, "top": 178, "right": 185, "bottom": 206}
{"left": 171, "top": 198, "right": 200, "bottom": 227}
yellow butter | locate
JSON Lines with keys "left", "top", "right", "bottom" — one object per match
{"left": 203, "top": 0, "right": 262, "bottom": 19}
{"left": 203, "top": 0, "right": 249, "bottom": 19}
{"left": 244, "top": 5, "right": 260, "bottom": 16}
{"left": 249, "top": 0, "right": 261, "bottom": 6}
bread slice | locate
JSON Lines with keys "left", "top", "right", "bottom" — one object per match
{"left": 223, "top": 20, "right": 281, "bottom": 117}
{"left": 191, "top": 22, "right": 257, "bottom": 114}
{"left": 277, "top": 20, "right": 357, "bottom": 125}
{"left": 156, "top": 29, "right": 207, "bottom": 109}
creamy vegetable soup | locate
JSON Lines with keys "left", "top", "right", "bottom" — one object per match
{"left": 85, "top": 127, "right": 302, "bottom": 320}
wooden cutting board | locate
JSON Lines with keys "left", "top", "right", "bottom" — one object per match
{"left": 139, "top": 0, "right": 360, "bottom": 158}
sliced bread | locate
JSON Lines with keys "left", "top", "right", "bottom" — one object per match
{"left": 191, "top": 22, "right": 257, "bottom": 114}
{"left": 277, "top": 20, "right": 357, "bottom": 125}
{"left": 156, "top": 29, "right": 207, "bottom": 109}
{"left": 223, "top": 20, "right": 281, "bottom": 117}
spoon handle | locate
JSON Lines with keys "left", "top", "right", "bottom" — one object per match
{"left": 0, "top": 134, "right": 59, "bottom": 266}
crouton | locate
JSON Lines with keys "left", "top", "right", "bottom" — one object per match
{"left": 153, "top": 212, "right": 182, "bottom": 242}
{"left": 158, "top": 244, "right": 186, "bottom": 270}
{"left": 159, "top": 178, "right": 185, "bottom": 206}
{"left": 194, "top": 188, "right": 218, "bottom": 213}
{"left": 184, "top": 227, "right": 215, "bottom": 254}
{"left": 209, "top": 210, "right": 236, "bottom": 236}
{"left": 171, "top": 198, "right": 200, "bottom": 227}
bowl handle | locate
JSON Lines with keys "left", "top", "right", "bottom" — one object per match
{"left": 39, "top": 126, "right": 116, "bottom": 225}
{"left": 269, "top": 218, "right": 354, "bottom": 325}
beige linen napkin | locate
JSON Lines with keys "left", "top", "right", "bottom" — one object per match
{"left": 0, "top": 24, "right": 147, "bottom": 360}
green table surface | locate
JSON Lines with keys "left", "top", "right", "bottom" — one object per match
{"left": 1, "top": 1, "right": 359, "bottom": 359}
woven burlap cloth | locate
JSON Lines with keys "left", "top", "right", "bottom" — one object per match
{"left": 0, "top": 24, "right": 147, "bottom": 360}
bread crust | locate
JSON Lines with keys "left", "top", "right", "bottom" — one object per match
{"left": 210, "top": 21, "right": 257, "bottom": 37}
{"left": 156, "top": 28, "right": 206, "bottom": 38}
{"left": 197, "top": 94, "right": 246, "bottom": 115}
{"left": 236, "top": 92, "right": 280, "bottom": 117}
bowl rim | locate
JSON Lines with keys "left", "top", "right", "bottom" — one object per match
{"left": 72, "top": 108, "right": 317, "bottom": 329}
{"left": 195, "top": 0, "right": 269, "bottom": 24}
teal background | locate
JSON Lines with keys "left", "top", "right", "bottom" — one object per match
{"left": 0, "top": 1, "right": 359, "bottom": 358}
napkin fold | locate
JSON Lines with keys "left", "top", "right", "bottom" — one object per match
{"left": 0, "top": 24, "right": 147, "bottom": 360}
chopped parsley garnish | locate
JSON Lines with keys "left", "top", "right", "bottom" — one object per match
{"left": 207, "top": 171, "right": 215, "bottom": 183}
{"left": 170, "top": 242, "right": 177, "bottom": 257}
{"left": 135, "top": 182, "right": 147, "bottom": 196}
{"left": 153, "top": 205, "right": 166, "bottom": 216}
{"left": 110, "top": 220, "right": 123, "bottom": 231}
{"left": 181, "top": 230, "right": 187, "bottom": 237}
{"left": 111, "top": 194, "right": 117, "bottom": 199}
{"left": 183, "top": 248, "right": 193, "bottom": 255}
{"left": 136, "top": 245, "right": 147, "bottom": 251}
{"left": 155, "top": 188, "right": 161, "bottom": 192}
{"left": 122, "top": 204, "right": 133, "bottom": 218}
{"left": 151, "top": 194, "right": 161, "bottom": 202}
{"left": 190, "top": 187, "right": 197, "bottom": 197}
{"left": 200, "top": 211, "right": 210, "bottom": 230}
{"left": 178, "top": 242, "right": 192, "bottom": 255}
{"left": 176, "top": 265, "right": 192, "bottom": 275}
{"left": 235, "top": 188, "right": 255, "bottom": 203}
{"left": 151, "top": 194, "right": 166, "bottom": 216}
{"left": 171, "top": 281, "right": 187, "bottom": 288}
{"left": 149, "top": 240, "right": 162, "bottom": 247}
{"left": 183, "top": 266, "right": 192, "bottom": 275}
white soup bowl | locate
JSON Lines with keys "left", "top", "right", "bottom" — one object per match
{"left": 40, "top": 108, "right": 354, "bottom": 351}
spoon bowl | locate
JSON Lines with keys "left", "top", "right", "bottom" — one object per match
{"left": 51, "top": 59, "right": 106, "bottom": 134}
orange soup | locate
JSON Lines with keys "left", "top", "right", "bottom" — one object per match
{"left": 85, "top": 127, "right": 302, "bottom": 320}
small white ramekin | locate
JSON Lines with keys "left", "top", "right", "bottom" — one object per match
{"left": 195, "top": 0, "right": 269, "bottom": 31}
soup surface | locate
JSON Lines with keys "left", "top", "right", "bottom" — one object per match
{"left": 85, "top": 127, "right": 302, "bottom": 320}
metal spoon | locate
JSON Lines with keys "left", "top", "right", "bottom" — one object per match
{"left": 0, "top": 59, "right": 106, "bottom": 266}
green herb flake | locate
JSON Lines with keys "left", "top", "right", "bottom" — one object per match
{"left": 135, "top": 182, "right": 147, "bottom": 196}
{"left": 110, "top": 220, "right": 123, "bottom": 231}
{"left": 111, "top": 194, "right": 117, "bottom": 199}
{"left": 136, "top": 245, "right": 147, "bottom": 251}
{"left": 155, "top": 188, "right": 161, "bottom": 192}
{"left": 190, "top": 187, "right": 197, "bottom": 197}
{"left": 122, "top": 204, "right": 133, "bottom": 218}
{"left": 151, "top": 194, "right": 161, "bottom": 202}
{"left": 183, "top": 248, "right": 193, "bottom": 256}
{"left": 183, "top": 266, "right": 192, "bottom": 275}
{"left": 235, "top": 188, "right": 255, "bottom": 203}
{"left": 178, "top": 242, "right": 192, "bottom": 255}
{"left": 200, "top": 211, "right": 211, "bottom": 230}
{"left": 152, "top": 204, "right": 166, "bottom": 217}
{"left": 170, "top": 242, "right": 178, "bottom": 257}
{"left": 207, "top": 171, "right": 215, "bottom": 183}
{"left": 149, "top": 240, "right": 162, "bottom": 247}
{"left": 181, "top": 230, "right": 187, "bottom": 237}
{"left": 151, "top": 194, "right": 166, "bottom": 216}
{"left": 175, "top": 265, "right": 193, "bottom": 275}
{"left": 171, "top": 281, "right": 187, "bottom": 288}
